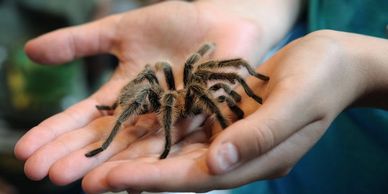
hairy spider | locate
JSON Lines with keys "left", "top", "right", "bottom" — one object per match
{"left": 85, "top": 43, "right": 269, "bottom": 159}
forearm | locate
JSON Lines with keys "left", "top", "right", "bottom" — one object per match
{"left": 195, "top": 0, "right": 305, "bottom": 50}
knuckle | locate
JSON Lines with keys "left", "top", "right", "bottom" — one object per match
{"left": 249, "top": 118, "right": 277, "bottom": 155}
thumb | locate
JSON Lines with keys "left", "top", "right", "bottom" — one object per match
{"left": 24, "top": 14, "right": 121, "bottom": 65}
{"left": 207, "top": 85, "right": 326, "bottom": 174}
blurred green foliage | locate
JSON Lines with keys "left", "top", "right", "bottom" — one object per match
{"left": 0, "top": 0, "right": 95, "bottom": 127}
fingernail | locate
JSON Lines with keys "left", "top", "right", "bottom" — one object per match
{"left": 216, "top": 142, "right": 239, "bottom": 173}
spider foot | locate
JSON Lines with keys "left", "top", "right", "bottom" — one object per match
{"left": 85, "top": 147, "right": 104, "bottom": 157}
{"left": 96, "top": 105, "right": 113, "bottom": 110}
{"left": 254, "top": 73, "right": 270, "bottom": 81}
{"left": 96, "top": 102, "right": 118, "bottom": 111}
{"left": 96, "top": 104, "right": 117, "bottom": 116}
{"left": 251, "top": 95, "right": 263, "bottom": 104}
{"left": 159, "top": 147, "right": 170, "bottom": 159}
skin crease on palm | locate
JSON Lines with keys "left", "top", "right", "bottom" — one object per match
{"left": 13, "top": 0, "right": 388, "bottom": 193}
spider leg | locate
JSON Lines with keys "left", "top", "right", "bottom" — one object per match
{"left": 96, "top": 102, "right": 118, "bottom": 111}
{"left": 85, "top": 88, "right": 159, "bottom": 157}
{"left": 205, "top": 71, "right": 264, "bottom": 104}
{"left": 217, "top": 95, "right": 244, "bottom": 119}
{"left": 183, "top": 43, "right": 215, "bottom": 87}
{"left": 148, "top": 87, "right": 162, "bottom": 112}
{"left": 85, "top": 102, "right": 142, "bottom": 157}
{"left": 95, "top": 102, "right": 118, "bottom": 116}
{"left": 155, "top": 62, "right": 176, "bottom": 90}
{"left": 189, "top": 84, "right": 229, "bottom": 128}
{"left": 97, "top": 65, "right": 159, "bottom": 114}
{"left": 184, "top": 88, "right": 194, "bottom": 114}
{"left": 159, "top": 92, "right": 178, "bottom": 159}
{"left": 209, "top": 83, "right": 241, "bottom": 102}
{"left": 197, "top": 58, "right": 270, "bottom": 81}
{"left": 132, "top": 64, "right": 159, "bottom": 85}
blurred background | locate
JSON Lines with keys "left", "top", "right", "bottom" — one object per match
{"left": 0, "top": 0, "right": 226, "bottom": 194}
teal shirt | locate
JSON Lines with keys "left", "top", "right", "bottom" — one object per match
{"left": 309, "top": 0, "right": 388, "bottom": 37}
{"left": 232, "top": 1, "right": 388, "bottom": 194}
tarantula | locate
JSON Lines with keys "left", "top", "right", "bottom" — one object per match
{"left": 85, "top": 43, "right": 269, "bottom": 159}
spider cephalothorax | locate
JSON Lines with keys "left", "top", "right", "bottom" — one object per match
{"left": 85, "top": 43, "right": 269, "bottom": 159}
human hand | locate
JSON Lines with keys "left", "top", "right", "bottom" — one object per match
{"left": 14, "top": 0, "right": 301, "bottom": 189}
{"left": 78, "top": 30, "right": 388, "bottom": 193}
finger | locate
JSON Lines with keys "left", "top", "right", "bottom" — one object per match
{"left": 86, "top": 141, "right": 208, "bottom": 191}
{"left": 84, "top": 119, "right": 327, "bottom": 194}
{"left": 110, "top": 126, "right": 208, "bottom": 161}
{"left": 23, "top": 117, "right": 114, "bottom": 181}
{"left": 83, "top": 131, "right": 209, "bottom": 193}
{"left": 24, "top": 14, "right": 121, "bottom": 64}
{"left": 47, "top": 124, "right": 148, "bottom": 185}
{"left": 110, "top": 114, "right": 207, "bottom": 160}
{"left": 83, "top": 157, "right": 160, "bottom": 194}
{"left": 83, "top": 150, "right": 212, "bottom": 194}
{"left": 14, "top": 98, "right": 102, "bottom": 161}
{"left": 126, "top": 189, "right": 142, "bottom": 194}
{"left": 212, "top": 119, "right": 330, "bottom": 187}
{"left": 207, "top": 81, "right": 328, "bottom": 174}
{"left": 14, "top": 75, "right": 127, "bottom": 161}
{"left": 174, "top": 130, "right": 209, "bottom": 150}
{"left": 82, "top": 160, "right": 127, "bottom": 194}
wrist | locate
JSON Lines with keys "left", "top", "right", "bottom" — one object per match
{"left": 194, "top": 0, "right": 304, "bottom": 51}
{"left": 313, "top": 30, "right": 388, "bottom": 109}
{"left": 347, "top": 35, "right": 388, "bottom": 109}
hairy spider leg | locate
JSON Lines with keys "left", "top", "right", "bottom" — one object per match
{"left": 95, "top": 64, "right": 159, "bottom": 112}
{"left": 188, "top": 84, "right": 229, "bottom": 128}
{"left": 155, "top": 62, "right": 176, "bottom": 90}
{"left": 147, "top": 87, "right": 162, "bottom": 112}
{"left": 202, "top": 71, "right": 264, "bottom": 104}
{"left": 96, "top": 102, "right": 118, "bottom": 111}
{"left": 85, "top": 102, "right": 142, "bottom": 157}
{"left": 197, "top": 42, "right": 215, "bottom": 56}
{"left": 208, "top": 83, "right": 242, "bottom": 102}
{"left": 183, "top": 88, "right": 195, "bottom": 114}
{"left": 208, "top": 83, "right": 244, "bottom": 119}
{"left": 159, "top": 92, "right": 178, "bottom": 159}
{"left": 183, "top": 43, "right": 215, "bottom": 87}
{"left": 133, "top": 64, "right": 159, "bottom": 85}
{"left": 197, "top": 58, "right": 270, "bottom": 81}
{"left": 217, "top": 95, "right": 244, "bottom": 119}
{"left": 85, "top": 88, "right": 160, "bottom": 157}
